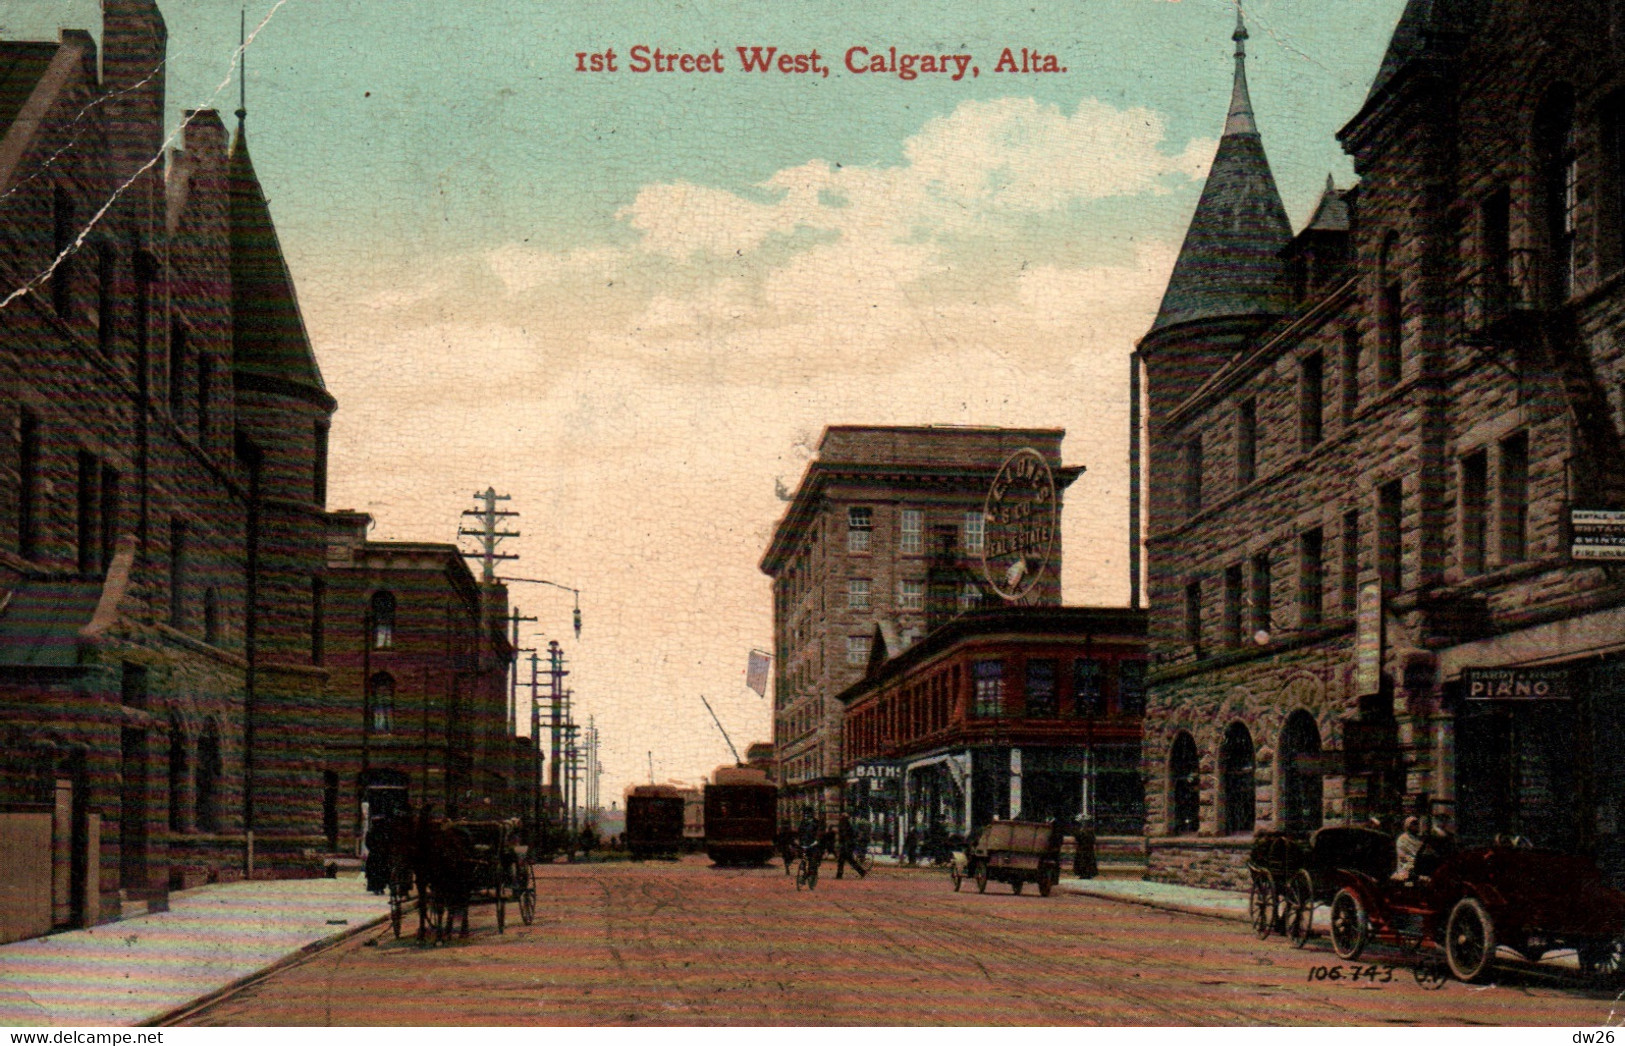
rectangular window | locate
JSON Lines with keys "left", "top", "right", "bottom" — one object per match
{"left": 1379, "top": 279, "right": 1402, "bottom": 386}
{"left": 1118, "top": 661, "right": 1147, "bottom": 717}
{"left": 1184, "top": 580, "right": 1202, "bottom": 652}
{"left": 962, "top": 510, "right": 984, "bottom": 554}
{"left": 846, "top": 635, "right": 870, "bottom": 666}
{"left": 1378, "top": 480, "right": 1403, "bottom": 594}
{"left": 1341, "top": 508, "right": 1360, "bottom": 616}
{"left": 1499, "top": 432, "right": 1529, "bottom": 564}
{"left": 972, "top": 659, "right": 1004, "bottom": 717}
{"left": 959, "top": 582, "right": 981, "bottom": 612}
{"left": 1236, "top": 398, "right": 1257, "bottom": 488}
{"left": 847, "top": 577, "right": 870, "bottom": 610}
{"left": 1223, "top": 563, "right": 1244, "bottom": 648}
{"left": 313, "top": 422, "right": 330, "bottom": 507}
{"left": 100, "top": 464, "right": 119, "bottom": 572}
{"left": 311, "top": 576, "right": 326, "bottom": 665}
{"left": 169, "top": 519, "right": 187, "bottom": 629}
{"left": 1024, "top": 660, "right": 1057, "bottom": 718}
{"left": 51, "top": 187, "right": 74, "bottom": 320}
{"left": 899, "top": 508, "right": 923, "bottom": 555}
{"left": 1300, "top": 528, "right": 1324, "bottom": 629}
{"left": 1482, "top": 187, "right": 1511, "bottom": 312}
{"left": 897, "top": 578, "right": 924, "bottom": 610}
{"left": 1341, "top": 326, "right": 1361, "bottom": 424}
{"left": 1183, "top": 434, "right": 1203, "bottom": 516}
{"left": 1460, "top": 449, "right": 1488, "bottom": 577}
{"left": 18, "top": 412, "right": 40, "bottom": 561}
{"left": 1250, "top": 550, "right": 1272, "bottom": 637}
{"left": 847, "top": 506, "right": 872, "bottom": 553}
{"left": 1073, "top": 658, "right": 1106, "bottom": 717}
{"left": 1300, "top": 351, "right": 1324, "bottom": 450}
{"left": 75, "top": 451, "right": 97, "bottom": 575}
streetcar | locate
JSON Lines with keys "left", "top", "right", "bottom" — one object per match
{"left": 625, "top": 784, "right": 686, "bottom": 859}
{"left": 703, "top": 764, "right": 777, "bottom": 866}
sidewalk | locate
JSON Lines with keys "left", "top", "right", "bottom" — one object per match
{"left": 1059, "top": 876, "right": 1250, "bottom": 922}
{"left": 0, "top": 874, "right": 388, "bottom": 1028}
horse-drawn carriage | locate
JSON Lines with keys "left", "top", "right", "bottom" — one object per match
{"left": 1247, "top": 827, "right": 1393, "bottom": 946}
{"left": 374, "top": 814, "right": 536, "bottom": 944}
{"left": 951, "top": 820, "right": 1063, "bottom": 897}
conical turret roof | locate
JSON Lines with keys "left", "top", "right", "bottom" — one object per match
{"left": 229, "top": 121, "right": 329, "bottom": 400}
{"left": 1151, "top": 10, "right": 1293, "bottom": 333}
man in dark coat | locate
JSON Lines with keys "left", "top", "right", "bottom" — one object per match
{"left": 835, "top": 814, "right": 869, "bottom": 879}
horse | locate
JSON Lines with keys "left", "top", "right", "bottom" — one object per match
{"left": 412, "top": 817, "right": 475, "bottom": 945}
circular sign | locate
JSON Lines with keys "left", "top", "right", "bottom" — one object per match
{"left": 981, "top": 447, "right": 1058, "bottom": 602}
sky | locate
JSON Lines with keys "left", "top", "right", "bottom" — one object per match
{"left": 6, "top": 0, "right": 1412, "bottom": 800}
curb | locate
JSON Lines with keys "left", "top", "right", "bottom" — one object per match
{"left": 141, "top": 910, "right": 392, "bottom": 1027}
{"left": 1061, "top": 882, "right": 1251, "bottom": 924}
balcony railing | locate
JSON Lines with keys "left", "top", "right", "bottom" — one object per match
{"left": 1456, "top": 248, "right": 1544, "bottom": 340}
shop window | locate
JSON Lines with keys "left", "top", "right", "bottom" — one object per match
{"left": 1236, "top": 398, "right": 1257, "bottom": 488}
{"left": 1169, "top": 732, "right": 1200, "bottom": 835}
{"left": 1221, "top": 723, "right": 1256, "bottom": 835}
{"left": 972, "top": 659, "right": 1004, "bottom": 717}
{"left": 1024, "top": 660, "right": 1057, "bottom": 718}
{"left": 1280, "top": 710, "right": 1323, "bottom": 834}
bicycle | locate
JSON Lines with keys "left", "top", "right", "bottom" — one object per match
{"left": 796, "top": 847, "right": 821, "bottom": 891}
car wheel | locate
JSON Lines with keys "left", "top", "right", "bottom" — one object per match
{"left": 1329, "top": 888, "right": 1369, "bottom": 961}
{"left": 1445, "top": 897, "right": 1497, "bottom": 983}
{"left": 1578, "top": 937, "right": 1625, "bottom": 981}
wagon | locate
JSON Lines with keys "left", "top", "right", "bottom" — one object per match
{"left": 1325, "top": 840, "right": 1625, "bottom": 983}
{"left": 1246, "top": 831, "right": 1306, "bottom": 940}
{"left": 952, "top": 820, "right": 1062, "bottom": 897}
{"left": 453, "top": 819, "right": 535, "bottom": 934}
{"left": 1277, "top": 825, "right": 1394, "bottom": 947}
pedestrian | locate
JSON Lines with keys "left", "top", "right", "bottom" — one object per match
{"left": 834, "top": 813, "right": 869, "bottom": 879}
{"left": 904, "top": 827, "right": 918, "bottom": 866}
{"left": 1073, "top": 816, "right": 1098, "bottom": 879}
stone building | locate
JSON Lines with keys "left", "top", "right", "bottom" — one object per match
{"left": 761, "top": 425, "right": 1079, "bottom": 821}
{"left": 0, "top": 0, "right": 519, "bottom": 942}
{"left": 838, "top": 605, "right": 1146, "bottom": 854}
{"left": 1140, "top": 2, "right": 1625, "bottom": 889}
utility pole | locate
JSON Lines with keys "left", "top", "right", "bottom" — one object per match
{"left": 528, "top": 651, "right": 543, "bottom": 837}
{"left": 506, "top": 607, "right": 537, "bottom": 736}
{"left": 459, "top": 488, "right": 519, "bottom": 584}
{"left": 547, "top": 641, "right": 568, "bottom": 826}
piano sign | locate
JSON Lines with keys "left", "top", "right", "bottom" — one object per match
{"left": 1462, "top": 667, "right": 1572, "bottom": 701}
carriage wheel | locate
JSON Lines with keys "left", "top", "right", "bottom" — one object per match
{"left": 1578, "top": 936, "right": 1625, "bottom": 982}
{"left": 1445, "top": 897, "right": 1496, "bottom": 983}
{"left": 495, "top": 882, "right": 507, "bottom": 934}
{"left": 1329, "top": 889, "right": 1369, "bottom": 961}
{"left": 1284, "top": 871, "right": 1314, "bottom": 949}
{"left": 1249, "top": 870, "right": 1277, "bottom": 940}
{"left": 974, "top": 863, "right": 988, "bottom": 894}
{"left": 389, "top": 889, "right": 405, "bottom": 940}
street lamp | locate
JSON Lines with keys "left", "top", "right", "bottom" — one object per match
{"left": 497, "top": 576, "right": 582, "bottom": 638}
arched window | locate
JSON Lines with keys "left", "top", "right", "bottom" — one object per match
{"left": 1221, "top": 723, "right": 1256, "bottom": 835}
{"left": 370, "top": 591, "right": 395, "bottom": 649}
{"left": 167, "top": 717, "right": 190, "bottom": 833}
{"left": 370, "top": 672, "right": 395, "bottom": 733}
{"left": 1280, "top": 710, "right": 1324, "bottom": 834}
{"left": 195, "top": 719, "right": 221, "bottom": 833}
{"left": 1169, "top": 732, "right": 1200, "bottom": 835}
{"left": 1536, "top": 84, "right": 1578, "bottom": 302}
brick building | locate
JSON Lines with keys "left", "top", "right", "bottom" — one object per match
{"left": 761, "top": 425, "right": 1079, "bottom": 821}
{"left": 1140, "top": 3, "right": 1625, "bottom": 889}
{"left": 837, "top": 605, "right": 1146, "bottom": 854}
{"left": 0, "top": 0, "right": 520, "bottom": 942}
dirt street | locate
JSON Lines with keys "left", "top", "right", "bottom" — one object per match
{"left": 178, "top": 856, "right": 1625, "bottom": 1026}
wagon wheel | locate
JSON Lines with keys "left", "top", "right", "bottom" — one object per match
{"left": 1284, "top": 870, "right": 1314, "bottom": 948}
{"left": 1577, "top": 937, "right": 1625, "bottom": 982}
{"left": 1329, "top": 888, "right": 1369, "bottom": 961}
{"left": 1444, "top": 897, "right": 1497, "bottom": 983}
{"left": 975, "top": 862, "right": 988, "bottom": 894}
{"left": 1249, "top": 870, "right": 1277, "bottom": 940}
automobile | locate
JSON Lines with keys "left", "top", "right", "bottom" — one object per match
{"left": 1325, "top": 838, "right": 1625, "bottom": 983}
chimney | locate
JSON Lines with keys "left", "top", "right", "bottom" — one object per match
{"left": 102, "top": 0, "right": 168, "bottom": 232}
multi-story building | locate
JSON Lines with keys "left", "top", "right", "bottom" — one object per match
{"left": 761, "top": 425, "right": 1078, "bottom": 820}
{"left": 0, "top": 0, "right": 522, "bottom": 942}
{"left": 1141, "top": 3, "right": 1625, "bottom": 889}
{"left": 837, "top": 605, "right": 1146, "bottom": 853}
